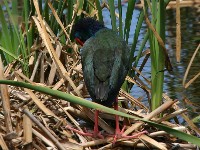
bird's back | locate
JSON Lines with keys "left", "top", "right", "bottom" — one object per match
{"left": 81, "top": 28, "right": 130, "bottom": 107}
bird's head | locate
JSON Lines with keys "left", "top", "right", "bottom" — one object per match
{"left": 72, "top": 17, "right": 105, "bottom": 46}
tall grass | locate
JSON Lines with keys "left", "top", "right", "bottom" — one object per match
{"left": 147, "top": 0, "right": 166, "bottom": 110}
{"left": 0, "top": 0, "right": 33, "bottom": 76}
{"left": 0, "top": 0, "right": 199, "bottom": 146}
{"left": 0, "top": 0, "right": 170, "bottom": 109}
{"left": 144, "top": 0, "right": 172, "bottom": 110}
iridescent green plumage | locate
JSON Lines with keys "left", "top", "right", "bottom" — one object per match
{"left": 71, "top": 17, "right": 132, "bottom": 139}
{"left": 81, "top": 28, "right": 130, "bottom": 106}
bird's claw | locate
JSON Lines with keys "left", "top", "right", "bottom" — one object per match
{"left": 104, "top": 126, "right": 148, "bottom": 144}
{"left": 66, "top": 125, "right": 104, "bottom": 139}
{"left": 66, "top": 125, "right": 147, "bottom": 144}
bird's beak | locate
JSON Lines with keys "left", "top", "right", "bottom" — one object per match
{"left": 75, "top": 38, "right": 84, "bottom": 46}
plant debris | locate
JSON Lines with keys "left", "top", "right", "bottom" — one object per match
{"left": 0, "top": 1, "right": 199, "bottom": 150}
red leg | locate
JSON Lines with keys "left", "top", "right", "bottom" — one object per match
{"left": 66, "top": 99, "right": 147, "bottom": 141}
{"left": 93, "top": 110, "right": 99, "bottom": 135}
{"left": 113, "top": 98, "right": 148, "bottom": 143}
{"left": 114, "top": 99, "right": 120, "bottom": 135}
{"left": 66, "top": 109, "right": 104, "bottom": 139}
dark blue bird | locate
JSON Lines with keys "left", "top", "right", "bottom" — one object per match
{"left": 71, "top": 17, "right": 132, "bottom": 139}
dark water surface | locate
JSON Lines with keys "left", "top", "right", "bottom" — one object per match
{"left": 165, "top": 7, "right": 200, "bottom": 117}
{"left": 103, "top": 5, "right": 200, "bottom": 117}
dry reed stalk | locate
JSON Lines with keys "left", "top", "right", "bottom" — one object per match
{"left": 14, "top": 70, "right": 35, "bottom": 84}
{"left": 65, "top": 106, "right": 90, "bottom": 121}
{"left": 81, "top": 137, "right": 117, "bottom": 148}
{"left": 16, "top": 74, "right": 59, "bottom": 119}
{"left": 139, "top": 134, "right": 168, "bottom": 150}
{"left": 120, "top": 108, "right": 146, "bottom": 118}
{"left": 62, "top": 142, "right": 83, "bottom": 150}
{"left": 32, "top": 2, "right": 82, "bottom": 96}
{"left": 48, "top": 44, "right": 62, "bottom": 85}
{"left": 39, "top": 116, "right": 61, "bottom": 140}
{"left": 53, "top": 100, "right": 81, "bottom": 130}
{"left": 4, "top": 60, "right": 17, "bottom": 78}
{"left": 132, "top": 67, "right": 151, "bottom": 85}
{"left": 32, "top": 128, "right": 57, "bottom": 148}
{"left": 176, "top": 0, "right": 181, "bottom": 62}
{"left": 163, "top": 93, "right": 200, "bottom": 134}
{"left": 52, "top": 78, "right": 65, "bottom": 90}
{"left": 32, "top": 141, "right": 44, "bottom": 150}
{"left": 156, "top": 109, "right": 187, "bottom": 122}
{"left": 121, "top": 140, "right": 196, "bottom": 149}
{"left": 10, "top": 90, "right": 30, "bottom": 101}
{"left": 144, "top": 15, "right": 172, "bottom": 71}
{"left": 23, "top": 107, "right": 32, "bottom": 149}
{"left": 0, "top": 57, "right": 13, "bottom": 134}
{"left": 39, "top": 19, "right": 64, "bottom": 86}
{"left": 119, "top": 140, "right": 167, "bottom": 148}
{"left": 185, "top": 72, "right": 200, "bottom": 89}
{"left": 123, "top": 100, "right": 177, "bottom": 135}
{"left": 48, "top": 1, "right": 73, "bottom": 46}
{"left": 183, "top": 44, "right": 200, "bottom": 88}
{"left": 119, "top": 89, "right": 148, "bottom": 110}
{"left": 98, "top": 143, "right": 113, "bottom": 150}
{"left": 30, "top": 52, "right": 42, "bottom": 81}
{"left": 0, "top": 134, "right": 8, "bottom": 150}
{"left": 40, "top": 53, "right": 45, "bottom": 83}
{"left": 23, "top": 109, "right": 66, "bottom": 150}
{"left": 167, "top": 0, "right": 200, "bottom": 9}
{"left": 149, "top": 126, "right": 186, "bottom": 137}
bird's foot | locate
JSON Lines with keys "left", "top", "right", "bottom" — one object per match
{"left": 66, "top": 125, "right": 104, "bottom": 139}
{"left": 105, "top": 126, "right": 148, "bottom": 144}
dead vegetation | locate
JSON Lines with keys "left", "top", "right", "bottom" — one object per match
{"left": 0, "top": 42, "right": 199, "bottom": 149}
{"left": 0, "top": 1, "right": 199, "bottom": 150}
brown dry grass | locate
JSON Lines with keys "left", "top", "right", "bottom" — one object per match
{"left": 0, "top": 0, "right": 199, "bottom": 150}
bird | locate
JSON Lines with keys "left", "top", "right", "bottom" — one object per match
{"left": 68, "top": 17, "right": 141, "bottom": 140}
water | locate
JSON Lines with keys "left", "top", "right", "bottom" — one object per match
{"left": 165, "top": 7, "right": 200, "bottom": 117}
{"left": 103, "top": 5, "right": 200, "bottom": 116}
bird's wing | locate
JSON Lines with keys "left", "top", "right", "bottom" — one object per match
{"left": 81, "top": 34, "right": 115, "bottom": 101}
{"left": 110, "top": 40, "right": 130, "bottom": 93}
{"left": 81, "top": 29, "right": 130, "bottom": 103}
{"left": 93, "top": 44, "right": 115, "bottom": 100}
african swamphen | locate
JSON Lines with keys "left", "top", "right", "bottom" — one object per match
{"left": 70, "top": 17, "right": 140, "bottom": 140}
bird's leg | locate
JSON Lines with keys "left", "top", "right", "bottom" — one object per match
{"left": 112, "top": 98, "right": 148, "bottom": 143}
{"left": 113, "top": 98, "right": 121, "bottom": 142}
{"left": 93, "top": 110, "right": 99, "bottom": 135}
{"left": 66, "top": 109, "right": 104, "bottom": 139}
{"left": 114, "top": 99, "right": 120, "bottom": 135}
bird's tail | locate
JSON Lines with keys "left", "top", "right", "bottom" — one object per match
{"left": 95, "top": 82, "right": 108, "bottom": 101}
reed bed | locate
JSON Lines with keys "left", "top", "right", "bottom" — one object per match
{"left": 0, "top": 47, "right": 198, "bottom": 149}
{"left": 0, "top": 23, "right": 198, "bottom": 149}
{"left": 0, "top": 0, "right": 199, "bottom": 149}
